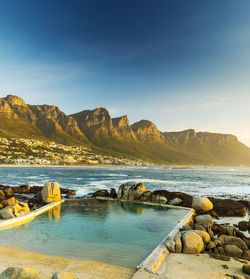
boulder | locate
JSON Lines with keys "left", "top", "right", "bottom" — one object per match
{"left": 174, "top": 233, "right": 182, "bottom": 253}
{"left": 218, "top": 235, "right": 248, "bottom": 250}
{"left": 182, "top": 223, "right": 193, "bottom": 231}
{"left": 110, "top": 188, "right": 117, "bottom": 198}
{"left": 165, "top": 236, "right": 176, "bottom": 253}
{"left": 224, "top": 244, "right": 243, "bottom": 258}
{"left": 152, "top": 190, "right": 193, "bottom": 207}
{"left": 0, "top": 190, "right": 6, "bottom": 201}
{"left": 51, "top": 272, "right": 75, "bottom": 279}
{"left": 93, "top": 189, "right": 109, "bottom": 197}
{"left": 181, "top": 231, "right": 205, "bottom": 254}
{"left": 168, "top": 198, "right": 182, "bottom": 206}
{"left": 192, "top": 230, "right": 210, "bottom": 244}
{"left": 194, "top": 224, "right": 206, "bottom": 232}
{"left": 195, "top": 214, "right": 214, "bottom": 228}
{"left": 117, "top": 182, "right": 147, "bottom": 201}
{"left": 4, "top": 188, "right": 13, "bottom": 198}
{"left": 243, "top": 250, "right": 250, "bottom": 261}
{"left": 242, "top": 264, "right": 250, "bottom": 275}
{"left": 1, "top": 197, "right": 16, "bottom": 208}
{"left": 41, "top": 182, "right": 61, "bottom": 203}
{"left": 0, "top": 267, "right": 39, "bottom": 279}
{"left": 238, "top": 220, "right": 249, "bottom": 231}
{"left": 0, "top": 202, "right": 30, "bottom": 219}
{"left": 191, "top": 196, "right": 213, "bottom": 212}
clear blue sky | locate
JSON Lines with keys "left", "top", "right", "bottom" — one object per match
{"left": 0, "top": 0, "right": 250, "bottom": 145}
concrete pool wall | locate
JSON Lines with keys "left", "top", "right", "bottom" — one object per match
{"left": 0, "top": 200, "right": 64, "bottom": 230}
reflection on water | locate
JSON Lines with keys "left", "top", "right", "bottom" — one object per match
{"left": 48, "top": 203, "right": 61, "bottom": 220}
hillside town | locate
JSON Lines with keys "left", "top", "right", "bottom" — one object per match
{"left": 0, "top": 137, "right": 151, "bottom": 166}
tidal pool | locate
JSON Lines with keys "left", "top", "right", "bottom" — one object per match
{"left": 0, "top": 199, "right": 188, "bottom": 268}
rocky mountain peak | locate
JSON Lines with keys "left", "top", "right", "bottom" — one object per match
{"left": 4, "top": 95, "right": 27, "bottom": 106}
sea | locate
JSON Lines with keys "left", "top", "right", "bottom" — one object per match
{"left": 0, "top": 166, "right": 249, "bottom": 200}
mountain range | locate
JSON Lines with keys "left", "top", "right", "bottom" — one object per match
{"left": 0, "top": 94, "right": 250, "bottom": 166}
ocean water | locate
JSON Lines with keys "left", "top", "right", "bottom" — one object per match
{"left": 0, "top": 166, "right": 249, "bottom": 199}
{"left": 0, "top": 199, "right": 188, "bottom": 268}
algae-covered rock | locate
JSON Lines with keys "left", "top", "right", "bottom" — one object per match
{"left": 0, "top": 267, "right": 40, "bottom": 279}
{"left": 41, "top": 182, "right": 61, "bottom": 203}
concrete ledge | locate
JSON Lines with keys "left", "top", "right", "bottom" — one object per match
{"left": 0, "top": 200, "right": 64, "bottom": 230}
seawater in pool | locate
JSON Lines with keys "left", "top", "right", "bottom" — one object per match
{"left": 0, "top": 199, "right": 188, "bottom": 268}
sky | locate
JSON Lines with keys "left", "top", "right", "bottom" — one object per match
{"left": 0, "top": 0, "right": 250, "bottom": 145}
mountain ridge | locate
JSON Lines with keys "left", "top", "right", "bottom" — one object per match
{"left": 0, "top": 94, "right": 249, "bottom": 166}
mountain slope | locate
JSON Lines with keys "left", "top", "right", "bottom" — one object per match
{"left": 0, "top": 94, "right": 250, "bottom": 166}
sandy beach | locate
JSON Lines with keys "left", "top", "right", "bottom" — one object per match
{"left": 0, "top": 244, "right": 134, "bottom": 279}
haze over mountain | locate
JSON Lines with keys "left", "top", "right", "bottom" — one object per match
{"left": 1, "top": 95, "right": 250, "bottom": 166}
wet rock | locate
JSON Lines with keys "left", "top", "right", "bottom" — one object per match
{"left": 209, "top": 198, "right": 246, "bottom": 217}
{"left": 237, "top": 220, "right": 249, "bottom": 231}
{"left": 0, "top": 267, "right": 39, "bottom": 279}
{"left": 0, "top": 202, "right": 30, "bottom": 219}
{"left": 93, "top": 189, "right": 109, "bottom": 197}
{"left": 51, "top": 271, "right": 75, "bottom": 279}
{"left": 110, "top": 188, "right": 117, "bottom": 198}
{"left": 41, "top": 182, "right": 61, "bottom": 203}
{"left": 168, "top": 197, "right": 182, "bottom": 206}
{"left": 0, "top": 190, "right": 6, "bottom": 201}
{"left": 192, "top": 196, "right": 213, "bottom": 212}
{"left": 218, "top": 235, "right": 248, "bottom": 250}
{"left": 195, "top": 214, "right": 214, "bottom": 228}
{"left": 242, "top": 264, "right": 250, "bottom": 275}
{"left": 181, "top": 230, "right": 206, "bottom": 254}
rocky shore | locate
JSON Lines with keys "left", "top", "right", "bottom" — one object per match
{"left": 93, "top": 182, "right": 250, "bottom": 277}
